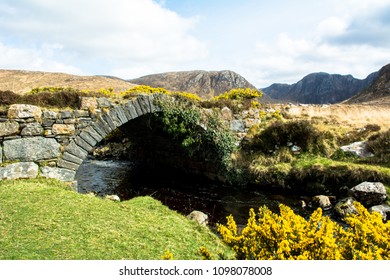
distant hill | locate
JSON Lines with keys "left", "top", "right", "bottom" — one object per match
{"left": 346, "top": 63, "right": 390, "bottom": 104}
{"left": 129, "top": 70, "right": 257, "bottom": 99}
{"left": 262, "top": 71, "right": 378, "bottom": 104}
{"left": 0, "top": 70, "right": 137, "bottom": 94}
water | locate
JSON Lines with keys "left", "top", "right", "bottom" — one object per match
{"left": 76, "top": 159, "right": 308, "bottom": 226}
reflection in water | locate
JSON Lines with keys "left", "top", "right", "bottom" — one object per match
{"left": 76, "top": 159, "right": 308, "bottom": 226}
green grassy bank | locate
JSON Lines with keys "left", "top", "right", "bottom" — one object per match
{"left": 0, "top": 179, "right": 231, "bottom": 260}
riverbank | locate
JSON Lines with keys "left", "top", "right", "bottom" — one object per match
{"left": 0, "top": 178, "right": 232, "bottom": 260}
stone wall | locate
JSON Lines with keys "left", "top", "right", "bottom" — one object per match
{"left": 0, "top": 94, "right": 262, "bottom": 185}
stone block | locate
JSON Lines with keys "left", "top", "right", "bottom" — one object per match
{"left": 42, "top": 110, "right": 58, "bottom": 119}
{"left": 84, "top": 127, "right": 103, "bottom": 143}
{"left": 64, "top": 142, "right": 88, "bottom": 158}
{"left": 107, "top": 109, "right": 123, "bottom": 127}
{"left": 137, "top": 95, "right": 151, "bottom": 113}
{"left": 3, "top": 137, "right": 60, "bottom": 161}
{"left": 52, "top": 124, "right": 76, "bottom": 135}
{"left": 40, "top": 166, "right": 76, "bottom": 182}
{"left": 7, "top": 104, "right": 42, "bottom": 120}
{"left": 0, "top": 162, "right": 39, "bottom": 180}
{"left": 59, "top": 111, "right": 73, "bottom": 119}
{"left": 21, "top": 123, "right": 44, "bottom": 136}
{"left": 124, "top": 102, "right": 138, "bottom": 119}
{"left": 93, "top": 120, "right": 110, "bottom": 138}
{"left": 79, "top": 131, "right": 98, "bottom": 147}
{"left": 80, "top": 97, "right": 97, "bottom": 110}
{"left": 0, "top": 146, "right": 2, "bottom": 164}
{"left": 97, "top": 97, "right": 112, "bottom": 108}
{"left": 0, "top": 121, "right": 19, "bottom": 137}
{"left": 101, "top": 114, "right": 117, "bottom": 130}
{"left": 132, "top": 100, "right": 143, "bottom": 116}
{"left": 74, "top": 110, "right": 90, "bottom": 118}
{"left": 113, "top": 106, "right": 128, "bottom": 124}
{"left": 62, "top": 152, "right": 84, "bottom": 165}
{"left": 57, "top": 159, "right": 80, "bottom": 171}
{"left": 75, "top": 136, "right": 93, "bottom": 152}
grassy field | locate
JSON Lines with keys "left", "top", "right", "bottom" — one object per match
{"left": 0, "top": 179, "right": 231, "bottom": 260}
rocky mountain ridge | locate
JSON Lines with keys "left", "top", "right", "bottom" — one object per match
{"left": 346, "top": 63, "right": 390, "bottom": 104}
{"left": 129, "top": 70, "right": 256, "bottom": 99}
{"left": 262, "top": 71, "right": 378, "bottom": 104}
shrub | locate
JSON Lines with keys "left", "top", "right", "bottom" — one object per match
{"left": 249, "top": 120, "right": 331, "bottom": 156}
{"left": 366, "top": 129, "right": 390, "bottom": 165}
{"left": 218, "top": 202, "right": 390, "bottom": 260}
{"left": 214, "top": 88, "right": 262, "bottom": 101}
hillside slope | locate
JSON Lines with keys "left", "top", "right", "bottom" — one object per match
{"left": 346, "top": 63, "right": 390, "bottom": 104}
{"left": 262, "top": 72, "right": 377, "bottom": 104}
{"left": 129, "top": 70, "right": 257, "bottom": 99}
{"left": 0, "top": 69, "right": 137, "bottom": 94}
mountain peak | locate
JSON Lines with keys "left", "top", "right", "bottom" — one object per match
{"left": 129, "top": 70, "right": 256, "bottom": 99}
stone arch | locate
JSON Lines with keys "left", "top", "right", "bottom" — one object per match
{"left": 57, "top": 94, "right": 161, "bottom": 182}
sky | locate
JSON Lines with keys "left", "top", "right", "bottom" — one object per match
{"left": 0, "top": 0, "right": 390, "bottom": 88}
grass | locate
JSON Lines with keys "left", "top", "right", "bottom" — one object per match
{"left": 0, "top": 178, "right": 231, "bottom": 260}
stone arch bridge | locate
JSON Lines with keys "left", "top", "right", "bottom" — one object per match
{"left": 0, "top": 94, "right": 261, "bottom": 186}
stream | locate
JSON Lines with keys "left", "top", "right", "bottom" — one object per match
{"left": 76, "top": 159, "right": 308, "bottom": 226}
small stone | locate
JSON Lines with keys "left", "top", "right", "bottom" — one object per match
{"left": 21, "top": 123, "right": 44, "bottom": 136}
{"left": 104, "top": 194, "right": 121, "bottom": 202}
{"left": 52, "top": 124, "right": 76, "bottom": 135}
{"left": 187, "top": 210, "right": 208, "bottom": 226}
{"left": 0, "top": 162, "right": 39, "bottom": 180}
{"left": 42, "top": 110, "right": 58, "bottom": 119}
{"left": 230, "top": 120, "right": 245, "bottom": 132}
{"left": 334, "top": 197, "right": 358, "bottom": 219}
{"left": 97, "top": 97, "right": 112, "bottom": 108}
{"left": 310, "top": 195, "right": 332, "bottom": 210}
{"left": 0, "top": 121, "right": 19, "bottom": 137}
{"left": 80, "top": 97, "right": 97, "bottom": 110}
{"left": 40, "top": 166, "right": 76, "bottom": 182}
{"left": 59, "top": 111, "right": 73, "bottom": 119}
{"left": 8, "top": 104, "right": 42, "bottom": 120}
{"left": 220, "top": 107, "right": 233, "bottom": 121}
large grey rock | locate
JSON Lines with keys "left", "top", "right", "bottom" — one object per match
{"left": 0, "top": 121, "right": 19, "bottom": 137}
{"left": 0, "top": 162, "right": 39, "bottom": 180}
{"left": 369, "top": 204, "right": 390, "bottom": 221}
{"left": 3, "top": 137, "right": 60, "bottom": 161}
{"left": 350, "top": 182, "right": 387, "bottom": 206}
{"left": 340, "top": 141, "right": 374, "bottom": 158}
{"left": 40, "top": 167, "right": 76, "bottom": 182}
{"left": 187, "top": 210, "right": 208, "bottom": 226}
{"left": 8, "top": 104, "right": 42, "bottom": 120}
{"left": 21, "top": 123, "right": 44, "bottom": 136}
{"left": 334, "top": 197, "right": 358, "bottom": 219}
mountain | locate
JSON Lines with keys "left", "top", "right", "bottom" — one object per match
{"left": 346, "top": 63, "right": 390, "bottom": 104}
{"left": 129, "top": 70, "right": 257, "bottom": 99}
{"left": 0, "top": 69, "right": 137, "bottom": 94}
{"left": 262, "top": 72, "right": 378, "bottom": 104}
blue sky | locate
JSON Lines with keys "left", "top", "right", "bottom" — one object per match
{"left": 0, "top": 0, "right": 389, "bottom": 87}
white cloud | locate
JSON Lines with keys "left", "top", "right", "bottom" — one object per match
{"left": 0, "top": 0, "right": 208, "bottom": 77}
{"left": 0, "top": 42, "right": 82, "bottom": 74}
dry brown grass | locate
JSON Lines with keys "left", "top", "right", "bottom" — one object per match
{"left": 282, "top": 104, "right": 390, "bottom": 131}
{"left": 0, "top": 69, "right": 137, "bottom": 94}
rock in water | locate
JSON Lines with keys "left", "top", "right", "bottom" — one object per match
{"left": 187, "top": 210, "right": 208, "bottom": 226}
{"left": 334, "top": 197, "right": 358, "bottom": 219}
{"left": 310, "top": 195, "right": 332, "bottom": 210}
{"left": 349, "top": 182, "right": 387, "bottom": 207}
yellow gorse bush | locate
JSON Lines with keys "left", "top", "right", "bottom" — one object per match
{"left": 213, "top": 88, "right": 262, "bottom": 101}
{"left": 218, "top": 202, "right": 390, "bottom": 260}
